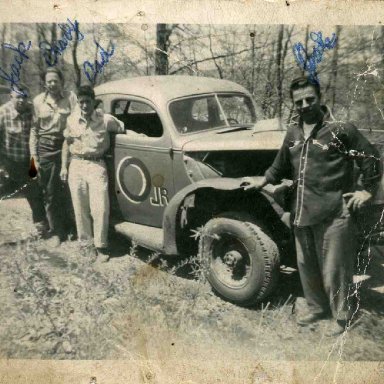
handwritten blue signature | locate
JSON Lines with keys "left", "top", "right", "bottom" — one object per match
{"left": 83, "top": 41, "right": 115, "bottom": 83}
{"left": 0, "top": 41, "right": 32, "bottom": 96}
{"left": 39, "top": 18, "right": 85, "bottom": 67}
{"left": 292, "top": 32, "right": 338, "bottom": 84}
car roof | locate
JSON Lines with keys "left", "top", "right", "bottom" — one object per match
{"left": 94, "top": 76, "right": 250, "bottom": 104}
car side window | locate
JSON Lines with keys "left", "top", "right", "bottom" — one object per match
{"left": 111, "top": 99, "right": 163, "bottom": 138}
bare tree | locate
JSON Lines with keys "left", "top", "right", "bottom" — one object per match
{"left": 1, "top": 24, "right": 7, "bottom": 71}
{"left": 275, "top": 25, "right": 284, "bottom": 119}
{"left": 71, "top": 22, "right": 81, "bottom": 88}
{"left": 328, "top": 25, "right": 342, "bottom": 112}
{"left": 250, "top": 28, "right": 256, "bottom": 94}
{"left": 208, "top": 26, "right": 223, "bottom": 79}
{"left": 155, "top": 24, "right": 175, "bottom": 75}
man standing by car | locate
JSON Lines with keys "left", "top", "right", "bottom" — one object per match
{"left": 242, "top": 76, "right": 381, "bottom": 336}
{"left": 60, "top": 85, "right": 125, "bottom": 262}
{"left": 30, "top": 67, "right": 77, "bottom": 245}
{"left": 0, "top": 86, "right": 47, "bottom": 236}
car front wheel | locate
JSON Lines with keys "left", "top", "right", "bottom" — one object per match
{"left": 199, "top": 216, "right": 280, "bottom": 306}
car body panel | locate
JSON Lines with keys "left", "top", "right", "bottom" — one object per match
{"left": 95, "top": 76, "right": 274, "bottom": 231}
{"left": 181, "top": 129, "right": 286, "bottom": 152}
{"left": 96, "top": 93, "right": 176, "bottom": 227}
{"left": 162, "top": 177, "right": 254, "bottom": 254}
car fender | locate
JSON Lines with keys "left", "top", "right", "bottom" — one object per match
{"left": 162, "top": 177, "right": 285, "bottom": 254}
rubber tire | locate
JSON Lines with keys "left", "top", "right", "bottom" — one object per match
{"left": 200, "top": 216, "right": 280, "bottom": 306}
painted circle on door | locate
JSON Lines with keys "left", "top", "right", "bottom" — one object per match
{"left": 116, "top": 156, "right": 151, "bottom": 204}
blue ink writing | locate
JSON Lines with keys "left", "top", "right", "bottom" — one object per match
{"left": 83, "top": 41, "right": 115, "bottom": 83}
{"left": 292, "top": 31, "right": 338, "bottom": 84}
{"left": 0, "top": 41, "right": 32, "bottom": 96}
{"left": 39, "top": 18, "right": 85, "bottom": 66}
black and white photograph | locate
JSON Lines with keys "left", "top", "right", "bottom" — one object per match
{"left": 0, "top": 1, "right": 383, "bottom": 382}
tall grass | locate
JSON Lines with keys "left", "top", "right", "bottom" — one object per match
{"left": 0, "top": 235, "right": 383, "bottom": 361}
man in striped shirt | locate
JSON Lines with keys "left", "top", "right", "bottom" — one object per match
{"left": 242, "top": 76, "right": 381, "bottom": 336}
{"left": 0, "top": 86, "right": 47, "bottom": 235}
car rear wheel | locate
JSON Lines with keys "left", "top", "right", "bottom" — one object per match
{"left": 199, "top": 215, "right": 280, "bottom": 306}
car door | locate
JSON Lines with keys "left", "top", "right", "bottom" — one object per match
{"left": 108, "top": 96, "right": 175, "bottom": 228}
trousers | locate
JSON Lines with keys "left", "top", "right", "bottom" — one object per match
{"left": 3, "top": 158, "right": 46, "bottom": 225}
{"left": 68, "top": 158, "right": 110, "bottom": 248}
{"left": 294, "top": 209, "right": 357, "bottom": 322}
{"left": 39, "top": 155, "right": 74, "bottom": 240}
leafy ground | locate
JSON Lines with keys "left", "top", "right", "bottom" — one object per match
{"left": 0, "top": 198, "right": 384, "bottom": 365}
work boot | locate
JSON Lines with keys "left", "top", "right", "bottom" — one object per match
{"left": 297, "top": 311, "right": 330, "bottom": 326}
{"left": 46, "top": 234, "right": 61, "bottom": 248}
{"left": 325, "top": 320, "right": 349, "bottom": 337}
{"left": 34, "top": 221, "right": 49, "bottom": 240}
{"left": 79, "top": 241, "right": 97, "bottom": 259}
{"left": 95, "top": 248, "right": 110, "bottom": 263}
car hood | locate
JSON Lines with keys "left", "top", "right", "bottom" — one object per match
{"left": 181, "top": 128, "right": 286, "bottom": 152}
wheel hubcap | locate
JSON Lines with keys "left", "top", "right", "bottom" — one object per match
{"left": 223, "top": 250, "right": 242, "bottom": 267}
{"left": 210, "top": 234, "right": 251, "bottom": 289}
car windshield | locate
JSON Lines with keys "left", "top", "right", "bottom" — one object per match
{"left": 169, "top": 93, "right": 256, "bottom": 134}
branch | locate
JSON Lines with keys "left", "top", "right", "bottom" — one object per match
{"left": 169, "top": 47, "right": 250, "bottom": 75}
{"left": 208, "top": 28, "right": 223, "bottom": 79}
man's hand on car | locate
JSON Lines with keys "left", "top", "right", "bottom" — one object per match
{"left": 240, "top": 176, "right": 268, "bottom": 191}
{"left": 125, "top": 130, "right": 147, "bottom": 138}
{"left": 343, "top": 190, "right": 372, "bottom": 211}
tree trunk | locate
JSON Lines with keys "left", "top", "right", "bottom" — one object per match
{"left": 36, "top": 24, "right": 48, "bottom": 90}
{"left": 1, "top": 24, "right": 7, "bottom": 72}
{"left": 263, "top": 41, "right": 275, "bottom": 118}
{"left": 330, "top": 25, "right": 341, "bottom": 112}
{"left": 302, "top": 25, "right": 309, "bottom": 76}
{"left": 208, "top": 27, "right": 223, "bottom": 79}
{"left": 250, "top": 28, "right": 256, "bottom": 95}
{"left": 275, "top": 25, "right": 284, "bottom": 119}
{"left": 71, "top": 22, "right": 81, "bottom": 88}
{"left": 155, "top": 24, "right": 171, "bottom": 75}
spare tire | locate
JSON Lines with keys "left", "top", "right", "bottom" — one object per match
{"left": 199, "top": 215, "right": 280, "bottom": 306}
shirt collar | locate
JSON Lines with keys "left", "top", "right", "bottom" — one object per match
{"left": 43, "top": 89, "right": 66, "bottom": 104}
{"left": 78, "top": 109, "right": 100, "bottom": 124}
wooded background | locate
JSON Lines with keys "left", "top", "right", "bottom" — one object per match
{"left": 1, "top": 23, "right": 384, "bottom": 132}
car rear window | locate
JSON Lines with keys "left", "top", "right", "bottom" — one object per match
{"left": 112, "top": 99, "right": 163, "bottom": 138}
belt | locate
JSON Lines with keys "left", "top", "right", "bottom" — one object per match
{"left": 71, "top": 154, "right": 105, "bottom": 162}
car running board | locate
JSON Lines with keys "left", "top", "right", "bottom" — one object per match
{"left": 114, "top": 222, "right": 164, "bottom": 252}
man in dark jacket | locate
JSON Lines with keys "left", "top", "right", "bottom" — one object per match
{"left": 242, "top": 76, "right": 382, "bottom": 336}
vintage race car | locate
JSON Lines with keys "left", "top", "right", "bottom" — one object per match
{"left": 94, "top": 76, "right": 383, "bottom": 306}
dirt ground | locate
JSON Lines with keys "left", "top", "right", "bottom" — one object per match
{"left": 0, "top": 197, "right": 384, "bottom": 370}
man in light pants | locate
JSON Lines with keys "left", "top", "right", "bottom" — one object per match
{"left": 60, "top": 85, "right": 124, "bottom": 262}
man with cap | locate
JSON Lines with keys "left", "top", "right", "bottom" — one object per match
{"left": 0, "top": 85, "right": 47, "bottom": 236}
{"left": 242, "top": 76, "right": 382, "bottom": 336}
{"left": 30, "top": 67, "right": 77, "bottom": 245}
{"left": 60, "top": 85, "right": 125, "bottom": 262}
